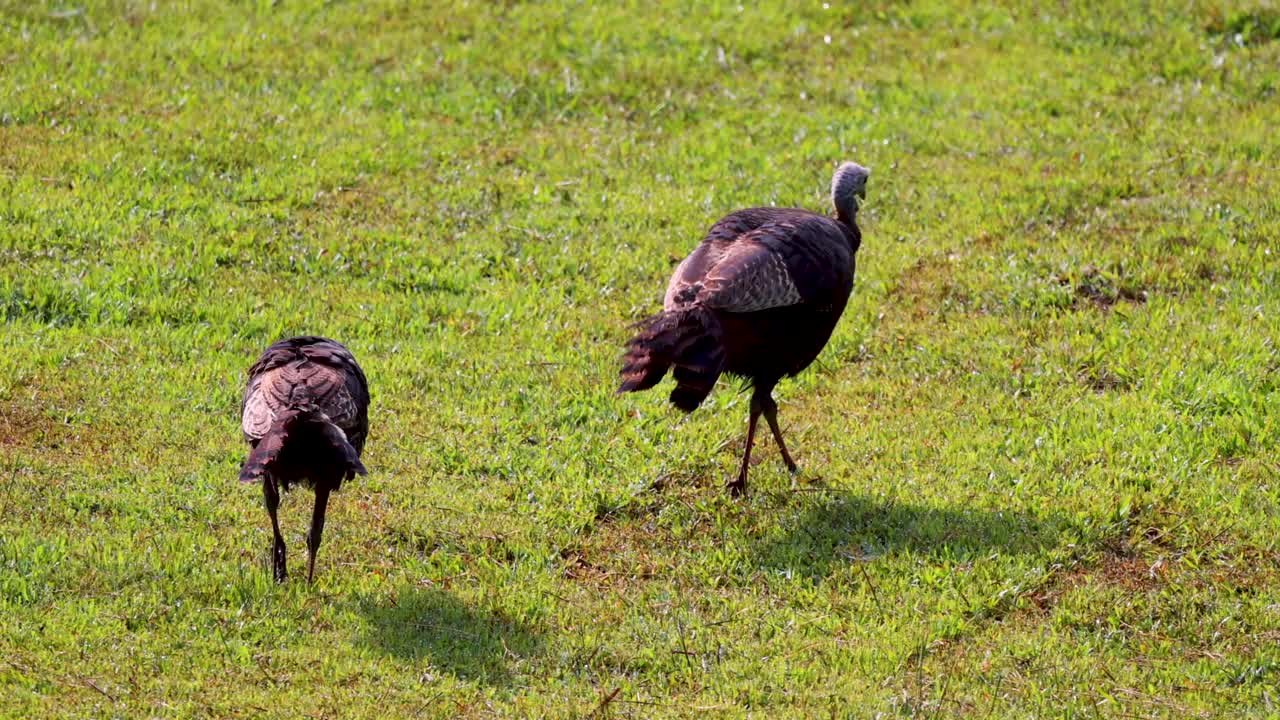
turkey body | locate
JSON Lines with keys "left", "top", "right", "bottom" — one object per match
{"left": 690, "top": 208, "right": 856, "bottom": 386}
{"left": 620, "top": 164, "right": 868, "bottom": 495}
{"left": 240, "top": 336, "right": 369, "bottom": 582}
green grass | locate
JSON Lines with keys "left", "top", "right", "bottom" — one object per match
{"left": 2, "top": 0, "right": 1279, "bottom": 717}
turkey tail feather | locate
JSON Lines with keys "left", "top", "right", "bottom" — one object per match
{"left": 618, "top": 306, "right": 725, "bottom": 412}
{"left": 238, "top": 409, "right": 366, "bottom": 486}
{"left": 316, "top": 419, "right": 367, "bottom": 483}
{"left": 239, "top": 432, "right": 281, "bottom": 484}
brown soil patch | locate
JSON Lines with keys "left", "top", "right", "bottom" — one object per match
{"left": 0, "top": 403, "right": 66, "bottom": 449}
{"left": 1067, "top": 552, "right": 1164, "bottom": 591}
{"left": 887, "top": 253, "right": 973, "bottom": 319}
{"left": 1078, "top": 364, "right": 1130, "bottom": 393}
{"left": 293, "top": 181, "right": 405, "bottom": 231}
{"left": 1067, "top": 266, "right": 1148, "bottom": 309}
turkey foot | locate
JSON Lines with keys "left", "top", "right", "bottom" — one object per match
{"left": 726, "top": 474, "right": 748, "bottom": 497}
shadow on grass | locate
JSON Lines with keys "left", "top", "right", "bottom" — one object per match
{"left": 357, "top": 586, "right": 542, "bottom": 686}
{"left": 753, "top": 491, "right": 1072, "bottom": 580}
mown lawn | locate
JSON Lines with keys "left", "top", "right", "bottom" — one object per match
{"left": 2, "top": 1, "right": 1279, "bottom": 717}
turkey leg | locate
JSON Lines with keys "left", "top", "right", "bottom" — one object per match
{"left": 727, "top": 395, "right": 763, "bottom": 497}
{"left": 759, "top": 393, "right": 798, "bottom": 473}
{"left": 306, "top": 486, "right": 331, "bottom": 583}
{"left": 263, "top": 477, "right": 287, "bottom": 582}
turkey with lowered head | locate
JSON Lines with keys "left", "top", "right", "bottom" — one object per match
{"left": 619, "top": 162, "right": 869, "bottom": 496}
{"left": 239, "top": 336, "right": 370, "bottom": 582}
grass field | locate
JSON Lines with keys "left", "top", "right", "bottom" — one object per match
{"left": 3, "top": 1, "right": 1280, "bottom": 717}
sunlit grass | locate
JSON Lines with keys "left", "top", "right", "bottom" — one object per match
{"left": 2, "top": 1, "right": 1279, "bottom": 717}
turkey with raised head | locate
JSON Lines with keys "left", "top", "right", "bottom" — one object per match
{"left": 619, "top": 162, "right": 869, "bottom": 496}
{"left": 239, "top": 336, "right": 370, "bottom": 582}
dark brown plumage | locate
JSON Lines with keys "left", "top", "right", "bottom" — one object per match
{"left": 240, "top": 336, "right": 370, "bottom": 582}
{"left": 619, "top": 162, "right": 870, "bottom": 496}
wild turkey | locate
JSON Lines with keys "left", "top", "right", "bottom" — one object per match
{"left": 239, "top": 336, "right": 370, "bottom": 582}
{"left": 619, "top": 162, "right": 869, "bottom": 496}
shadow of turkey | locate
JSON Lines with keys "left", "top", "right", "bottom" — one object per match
{"left": 355, "top": 586, "right": 543, "bottom": 687}
{"left": 752, "top": 491, "right": 1073, "bottom": 581}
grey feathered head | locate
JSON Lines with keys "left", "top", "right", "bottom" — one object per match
{"left": 831, "top": 161, "right": 870, "bottom": 222}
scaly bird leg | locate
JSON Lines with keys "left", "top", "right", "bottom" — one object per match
{"left": 306, "top": 486, "right": 331, "bottom": 584}
{"left": 264, "top": 476, "right": 286, "bottom": 582}
{"left": 759, "top": 393, "right": 798, "bottom": 473}
{"left": 727, "top": 395, "right": 763, "bottom": 497}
